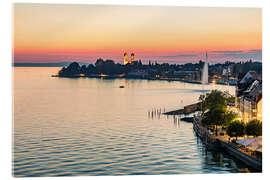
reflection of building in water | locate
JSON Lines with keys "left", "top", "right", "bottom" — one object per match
{"left": 174, "top": 70, "right": 201, "bottom": 81}
{"left": 124, "top": 52, "right": 135, "bottom": 65}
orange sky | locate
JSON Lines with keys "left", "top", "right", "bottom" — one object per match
{"left": 13, "top": 4, "right": 262, "bottom": 63}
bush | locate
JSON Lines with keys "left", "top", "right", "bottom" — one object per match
{"left": 246, "top": 119, "right": 262, "bottom": 137}
{"left": 226, "top": 120, "right": 245, "bottom": 139}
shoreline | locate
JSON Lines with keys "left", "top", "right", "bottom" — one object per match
{"left": 52, "top": 74, "right": 236, "bottom": 86}
{"left": 164, "top": 104, "right": 262, "bottom": 172}
{"left": 193, "top": 117, "right": 262, "bottom": 171}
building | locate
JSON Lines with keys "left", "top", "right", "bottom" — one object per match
{"left": 235, "top": 71, "right": 262, "bottom": 123}
{"left": 124, "top": 52, "right": 129, "bottom": 65}
{"left": 124, "top": 52, "right": 135, "bottom": 65}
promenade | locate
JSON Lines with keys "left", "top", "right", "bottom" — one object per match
{"left": 193, "top": 116, "right": 262, "bottom": 171}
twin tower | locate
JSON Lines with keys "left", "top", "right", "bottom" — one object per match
{"left": 124, "top": 52, "right": 135, "bottom": 65}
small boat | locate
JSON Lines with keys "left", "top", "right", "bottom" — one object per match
{"left": 119, "top": 85, "right": 125, "bottom": 88}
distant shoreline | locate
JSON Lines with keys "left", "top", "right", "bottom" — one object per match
{"left": 51, "top": 74, "right": 236, "bottom": 86}
{"left": 13, "top": 62, "right": 89, "bottom": 67}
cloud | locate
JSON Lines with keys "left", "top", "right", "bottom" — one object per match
{"left": 211, "top": 49, "right": 262, "bottom": 61}
{"left": 247, "top": 49, "right": 262, "bottom": 53}
{"left": 212, "top": 50, "right": 243, "bottom": 54}
{"left": 13, "top": 53, "right": 95, "bottom": 63}
{"left": 158, "top": 53, "right": 198, "bottom": 58}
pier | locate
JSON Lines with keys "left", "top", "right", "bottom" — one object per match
{"left": 163, "top": 102, "right": 201, "bottom": 115}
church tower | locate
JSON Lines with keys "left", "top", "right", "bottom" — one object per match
{"left": 124, "top": 52, "right": 128, "bottom": 65}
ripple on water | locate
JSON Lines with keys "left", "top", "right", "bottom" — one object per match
{"left": 13, "top": 70, "right": 248, "bottom": 177}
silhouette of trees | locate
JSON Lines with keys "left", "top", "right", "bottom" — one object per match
{"left": 58, "top": 62, "right": 81, "bottom": 76}
{"left": 58, "top": 58, "right": 262, "bottom": 79}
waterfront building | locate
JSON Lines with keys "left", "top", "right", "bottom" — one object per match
{"left": 174, "top": 70, "right": 200, "bottom": 81}
{"left": 235, "top": 71, "right": 262, "bottom": 123}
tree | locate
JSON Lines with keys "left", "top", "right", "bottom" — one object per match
{"left": 204, "top": 90, "right": 227, "bottom": 109}
{"left": 199, "top": 90, "right": 227, "bottom": 114}
{"left": 95, "top": 58, "right": 104, "bottom": 66}
{"left": 224, "top": 111, "right": 238, "bottom": 127}
{"left": 199, "top": 90, "right": 228, "bottom": 123}
{"left": 59, "top": 62, "right": 81, "bottom": 76}
{"left": 199, "top": 90, "right": 234, "bottom": 136}
{"left": 226, "top": 120, "right": 245, "bottom": 140}
{"left": 246, "top": 119, "right": 262, "bottom": 137}
{"left": 81, "top": 65, "right": 87, "bottom": 74}
{"left": 201, "top": 104, "right": 226, "bottom": 135}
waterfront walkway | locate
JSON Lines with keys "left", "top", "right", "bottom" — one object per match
{"left": 193, "top": 117, "right": 262, "bottom": 171}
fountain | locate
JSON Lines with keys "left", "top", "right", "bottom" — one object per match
{"left": 201, "top": 52, "right": 208, "bottom": 84}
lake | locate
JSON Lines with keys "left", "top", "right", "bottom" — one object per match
{"left": 13, "top": 67, "right": 252, "bottom": 177}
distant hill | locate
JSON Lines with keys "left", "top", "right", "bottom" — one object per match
{"left": 13, "top": 62, "right": 89, "bottom": 67}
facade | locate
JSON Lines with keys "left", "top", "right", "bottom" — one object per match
{"left": 257, "top": 99, "right": 262, "bottom": 121}
{"left": 124, "top": 52, "right": 129, "bottom": 65}
{"left": 124, "top": 52, "right": 135, "bottom": 65}
{"left": 235, "top": 71, "right": 262, "bottom": 123}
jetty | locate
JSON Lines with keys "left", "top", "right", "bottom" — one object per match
{"left": 163, "top": 102, "right": 201, "bottom": 115}
{"left": 180, "top": 117, "right": 194, "bottom": 123}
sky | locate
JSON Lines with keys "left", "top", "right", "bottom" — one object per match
{"left": 13, "top": 3, "right": 262, "bottom": 64}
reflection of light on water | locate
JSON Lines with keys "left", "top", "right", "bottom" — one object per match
{"left": 13, "top": 67, "right": 247, "bottom": 177}
{"left": 100, "top": 73, "right": 108, "bottom": 77}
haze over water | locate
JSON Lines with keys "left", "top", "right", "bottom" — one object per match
{"left": 13, "top": 67, "right": 252, "bottom": 177}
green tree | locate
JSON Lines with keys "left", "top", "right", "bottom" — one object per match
{"left": 226, "top": 120, "right": 245, "bottom": 140}
{"left": 246, "top": 119, "right": 262, "bottom": 137}
{"left": 199, "top": 90, "right": 227, "bottom": 116}
{"left": 204, "top": 90, "right": 227, "bottom": 110}
{"left": 199, "top": 90, "right": 232, "bottom": 133}
{"left": 201, "top": 104, "right": 226, "bottom": 135}
{"left": 224, "top": 110, "right": 238, "bottom": 127}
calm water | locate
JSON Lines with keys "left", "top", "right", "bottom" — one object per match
{"left": 13, "top": 67, "right": 251, "bottom": 177}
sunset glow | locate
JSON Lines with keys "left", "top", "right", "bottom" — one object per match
{"left": 13, "top": 4, "right": 262, "bottom": 63}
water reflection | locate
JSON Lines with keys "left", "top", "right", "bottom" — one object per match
{"left": 13, "top": 67, "right": 250, "bottom": 177}
{"left": 194, "top": 134, "right": 258, "bottom": 173}
{"left": 149, "top": 110, "right": 257, "bottom": 173}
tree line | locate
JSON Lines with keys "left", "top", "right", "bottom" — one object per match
{"left": 58, "top": 58, "right": 262, "bottom": 77}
